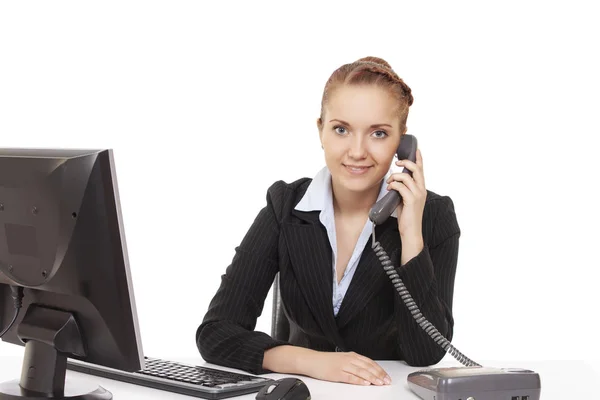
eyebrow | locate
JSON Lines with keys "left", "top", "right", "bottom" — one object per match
{"left": 329, "top": 119, "right": 393, "bottom": 129}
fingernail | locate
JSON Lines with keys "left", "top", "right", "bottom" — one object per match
{"left": 376, "top": 379, "right": 384, "bottom": 385}
{"left": 363, "top": 380, "right": 371, "bottom": 385}
{"left": 384, "top": 376, "right": 392, "bottom": 384}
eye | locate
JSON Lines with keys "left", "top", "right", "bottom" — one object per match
{"left": 372, "top": 130, "right": 388, "bottom": 138}
{"left": 333, "top": 125, "right": 348, "bottom": 135}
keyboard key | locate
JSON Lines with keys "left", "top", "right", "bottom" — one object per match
{"left": 67, "top": 356, "right": 273, "bottom": 399}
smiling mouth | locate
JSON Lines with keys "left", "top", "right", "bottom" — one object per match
{"left": 343, "top": 165, "right": 372, "bottom": 174}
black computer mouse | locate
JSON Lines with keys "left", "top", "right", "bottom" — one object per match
{"left": 255, "top": 377, "right": 311, "bottom": 400}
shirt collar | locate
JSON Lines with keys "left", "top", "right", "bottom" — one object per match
{"left": 295, "top": 166, "right": 398, "bottom": 218}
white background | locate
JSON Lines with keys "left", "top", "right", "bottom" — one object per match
{"left": 1, "top": 0, "right": 599, "bottom": 376}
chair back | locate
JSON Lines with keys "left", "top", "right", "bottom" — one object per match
{"left": 271, "top": 273, "right": 289, "bottom": 341}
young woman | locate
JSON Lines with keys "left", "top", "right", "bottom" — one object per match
{"left": 196, "top": 56, "right": 460, "bottom": 387}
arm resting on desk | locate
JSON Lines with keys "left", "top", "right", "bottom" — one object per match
{"left": 196, "top": 182, "right": 289, "bottom": 374}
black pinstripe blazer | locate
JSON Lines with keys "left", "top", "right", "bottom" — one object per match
{"left": 196, "top": 177, "right": 460, "bottom": 375}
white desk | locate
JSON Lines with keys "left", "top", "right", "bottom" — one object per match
{"left": 0, "top": 355, "right": 597, "bottom": 399}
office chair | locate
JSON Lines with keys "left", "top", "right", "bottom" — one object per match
{"left": 271, "top": 273, "right": 290, "bottom": 341}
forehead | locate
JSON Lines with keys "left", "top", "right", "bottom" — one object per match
{"left": 325, "top": 84, "right": 398, "bottom": 123}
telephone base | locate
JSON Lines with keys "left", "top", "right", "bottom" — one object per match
{"left": 407, "top": 366, "right": 541, "bottom": 400}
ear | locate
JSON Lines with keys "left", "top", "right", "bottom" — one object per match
{"left": 316, "top": 117, "right": 324, "bottom": 145}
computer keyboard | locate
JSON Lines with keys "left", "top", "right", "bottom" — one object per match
{"left": 66, "top": 357, "right": 273, "bottom": 399}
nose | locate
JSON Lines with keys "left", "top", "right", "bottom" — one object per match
{"left": 348, "top": 135, "right": 367, "bottom": 160}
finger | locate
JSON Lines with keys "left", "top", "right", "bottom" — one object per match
{"left": 350, "top": 359, "right": 387, "bottom": 384}
{"left": 396, "top": 201, "right": 404, "bottom": 216}
{"left": 387, "top": 172, "right": 419, "bottom": 195}
{"left": 341, "top": 372, "right": 371, "bottom": 386}
{"left": 353, "top": 354, "right": 390, "bottom": 377}
{"left": 397, "top": 159, "right": 425, "bottom": 189}
{"left": 351, "top": 357, "right": 391, "bottom": 383}
{"left": 397, "top": 158, "right": 417, "bottom": 172}
{"left": 388, "top": 172, "right": 418, "bottom": 193}
{"left": 387, "top": 181, "right": 414, "bottom": 204}
{"left": 343, "top": 363, "right": 385, "bottom": 386}
{"left": 416, "top": 148, "right": 423, "bottom": 168}
{"left": 415, "top": 149, "right": 425, "bottom": 186}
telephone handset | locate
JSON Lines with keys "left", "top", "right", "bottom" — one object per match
{"left": 368, "top": 135, "right": 541, "bottom": 400}
{"left": 369, "top": 134, "right": 419, "bottom": 225}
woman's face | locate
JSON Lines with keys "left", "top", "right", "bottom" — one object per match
{"left": 318, "top": 84, "right": 402, "bottom": 195}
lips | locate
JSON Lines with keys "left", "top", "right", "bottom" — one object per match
{"left": 343, "top": 165, "right": 372, "bottom": 175}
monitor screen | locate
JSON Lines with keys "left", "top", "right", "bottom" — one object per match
{"left": 0, "top": 148, "right": 143, "bottom": 399}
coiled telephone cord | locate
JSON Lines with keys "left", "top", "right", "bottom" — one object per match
{"left": 371, "top": 228, "right": 481, "bottom": 367}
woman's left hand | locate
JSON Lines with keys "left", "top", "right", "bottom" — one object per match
{"left": 386, "top": 149, "right": 427, "bottom": 239}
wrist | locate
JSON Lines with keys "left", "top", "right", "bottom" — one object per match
{"left": 400, "top": 231, "right": 424, "bottom": 246}
{"left": 400, "top": 234, "right": 424, "bottom": 265}
{"left": 399, "top": 221, "right": 422, "bottom": 238}
{"left": 263, "top": 345, "right": 319, "bottom": 375}
{"left": 294, "top": 348, "right": 319, "bottom": 375}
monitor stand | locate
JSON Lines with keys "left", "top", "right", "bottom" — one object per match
{"left": 0, "top": 305, "right": 112, "bottom": 400}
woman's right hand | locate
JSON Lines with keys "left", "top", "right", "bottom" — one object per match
{"left": 304, "top": 351, "right": 392, "bottom": 386}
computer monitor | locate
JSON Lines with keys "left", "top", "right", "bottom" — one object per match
{"left": 0, "top": 148, "right": 144, "bottom": 399}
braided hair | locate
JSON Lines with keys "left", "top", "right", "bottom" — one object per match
{"left": 319, "top": 56, "right": 414, "bottom": 134}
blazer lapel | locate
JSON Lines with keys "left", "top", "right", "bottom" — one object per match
{"left": 281, "top": 209, "right": 346, "bottom": 348}
{"left": 335, "top": 218, "right": 401, "bottom": 330}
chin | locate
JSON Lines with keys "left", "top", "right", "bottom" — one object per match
{"left": 336, "top": 175, "right": 382, "bottom": 194}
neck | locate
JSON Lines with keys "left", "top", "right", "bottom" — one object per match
{"left": 331, "top": 179, "right": 382, "bottom": 218}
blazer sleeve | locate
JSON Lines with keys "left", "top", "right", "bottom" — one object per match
{"left": 392, "top": 195, "right": 460, "bottom": 366}
{"left": 196, "top": 181, "right": 289, "bottom": 374}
